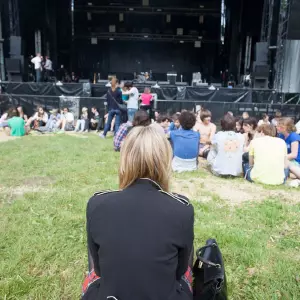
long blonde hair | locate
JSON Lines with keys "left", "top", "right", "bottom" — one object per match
{"left": 119, "top": 126, "right": 172, "bottom": 191}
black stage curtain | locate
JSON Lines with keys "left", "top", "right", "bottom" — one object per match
{"left": 1, "top": 82, "right": 86, "bottom": 97}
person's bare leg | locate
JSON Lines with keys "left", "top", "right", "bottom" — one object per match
{"left": 61, "top": 119, "right": 66, "bottom": 131}
{"left": 289, "top": 163, "right": 300, "bottom": 179}
{"left": 26, "top": 117, "right": 33, "bottom": 127}
{"left": 4, "top": 127, "right": 11, "bottom": 136}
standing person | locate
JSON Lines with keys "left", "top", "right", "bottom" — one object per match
{"left": 125, "top": 81, "right": 139, "bottom": 122}
{"left": 244, "top": 124, "right": 288, "bottom": 185}
{"left": 207, "top": 114, "right": 244, "bottom": 177}
{"left": 171, "top": 111, "right": 200, "bottom": 172}
{"left": 44, "top": 56, "right": 53, "bottom": 82}
{"left": 100, "top": 77, "right": 122, "bottom": 138}
{"left": 31, "top": 53, "right": 42, "bottom": 83}
{"left": 83, "top": 126, "right": 194, "bottom": 300}
{"left": 140, "top": 87, "right": 153, "bottom": 117}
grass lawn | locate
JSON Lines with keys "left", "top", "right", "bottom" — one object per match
{"left": 0, "top": 134, "right": 300, "bottom": 300}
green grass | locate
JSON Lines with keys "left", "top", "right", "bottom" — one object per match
{"left": 1, "top": 135, "right": 300, "bottom": 300}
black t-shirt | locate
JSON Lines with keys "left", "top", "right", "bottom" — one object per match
{"left": 107, "top": 88, "right": 122, "bottom": 111}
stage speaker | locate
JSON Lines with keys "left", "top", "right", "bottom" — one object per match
{"left": 287, "top": 0, "right": 300, "bottom": 39}
{"left": 10, "top": 36, "right": 22, "bottom": 56}
{"left": 254, "top": 42, "right": 268, "bottom": 63}
{"left": 5, "top": 58, "right": 21, "bottom": 73}
{"left": 253, "top": 77, "right": 268, "bottom": 89}
{"left": 5, "top": 58, "right": 23, "bottom": 82}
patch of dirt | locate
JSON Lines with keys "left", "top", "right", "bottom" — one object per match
{"left": 173, "top": 173, "right": 300, "bottom": 206}
{"left": 0, "top": 176, "right": 55, "bottom": 205}
{"left": 0, "top": 131, "right": 17, "bottom": 143}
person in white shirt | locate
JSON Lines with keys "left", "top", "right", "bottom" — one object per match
{"left": 124, "top": 82, "right": 139, "bottom": 122}
{"left": 60, "top": 107, "right": 75, "bottom": 131}
{"left": 44, "top": 56, "right": 53, "bottom": 81}
{"left": 258, "top": 113, "right": 270, "bottom": 126}
{"left": 31, "top": 53, "right": 42, "bottom": 82}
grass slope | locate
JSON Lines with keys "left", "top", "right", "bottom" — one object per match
{"left": 0, "top": 135, "right": 299, "bottom": 300}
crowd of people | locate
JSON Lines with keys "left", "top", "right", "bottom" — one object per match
{"left": 1, "top": 76, "right": 300, "bottom": 187}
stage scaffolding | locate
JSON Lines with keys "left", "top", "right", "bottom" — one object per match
{"left": 274, "top": 0, "right": 292, "bottom": 93}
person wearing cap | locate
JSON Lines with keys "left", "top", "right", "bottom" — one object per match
{"left": 75, "top": 107, "right": 89, "bottom": 132}
{"left": 45, "top": 109, "right": 61, "bottom": 132}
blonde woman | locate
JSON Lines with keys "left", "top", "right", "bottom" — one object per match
{"left": 83, "top": 126, "right": 194, "bottom": 300}
{"left": 75, "top": 107, "right": 89, "bottom": 132}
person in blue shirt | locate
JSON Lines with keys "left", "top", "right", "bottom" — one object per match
{"left": 170, "top": 111, "right": 200, "bottom": 172}
{"left": 169, "top": 113, "right": 181, "bottom": 131}
{"left": 277, "top": 117, "right": 300, "bottom": 180}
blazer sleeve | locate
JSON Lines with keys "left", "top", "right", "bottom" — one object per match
{"left": 86, "top": 199, "right": 101, "bottom": 276}
{"left": 176, "top": 204, "right": 194, "bottom": 280}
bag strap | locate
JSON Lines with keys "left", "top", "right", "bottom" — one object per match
{"left": 107, "top": 89, "right": 121, "bottom": 106}
{"left": 195, "top": 243, "right": 222, "bottom": 269}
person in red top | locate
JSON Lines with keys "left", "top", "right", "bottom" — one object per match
{"left": 140, "top": 87, "right": 153, "bottom": 118}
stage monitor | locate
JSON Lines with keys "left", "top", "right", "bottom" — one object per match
{"left": 287, "top": 0, "right": 300, "bottom": 39}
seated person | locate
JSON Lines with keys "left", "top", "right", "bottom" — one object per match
{"left": 244, "top": 124, "right": 288, "bottom": 185}
{"left": 194, "top": 109, "right": 216, "bottom": 158}
{"left": 296, "top": 119, "right": 300, "bottom": 134}
{"left": 258, "top": 113, "right": 270, "bottom": 126}
{"left": 207, "top": 114, "right": 244, "bottom": 177}
{"left": 17, "top": 106, "right": 28, "bottom": 122}
{"left": 90, "top": 107, "right": 102, "bottom": 132}
{"left": 0, "top": 110, "right": 9, "bottom": 126}
{"left": 113, "top": 110, "right": 151, "bottom": 151}
{"left": 26, "top": 106, "right": 48, "bottom": 128}
{"left": 151, "top": 114, "right": 171, "bottom": 135}
{"left": 169, "top": 113, "right": 181, "bottom": 131}
{"left": 242, "top": 111, "right": 250, "bottom": 120}
{"left": 235, "top": 118, "right": 244, "bottom": 133}
{"left": 75, "top": 107, "right": 89, "bottom": 132}
{"left": 45, "top": 109, "right": 61, "bottom": 132}
{"left": 271, "top": 110, "right": 282, "bottom": 127}
{"left": 243, "top": 117, "right": 258, "bottom": 152}
{"left": 277, "top": 118, "right": 300, "bottom": 179}
{"left": 170, "top": 111, "right": 200, "bottom": 172}
{"left": 83, "top": 126, "right": 193, "bottom": 300}
{"left": 6, "top": 109, "right": 26, "bottom": 137}
{"left": 60, "top": 108, "right": 74, "bottom": 131}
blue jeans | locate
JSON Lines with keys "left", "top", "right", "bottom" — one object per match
{"left": 103, "top": 109, "right": 121, "bottom": 136}
{"left": 36, "top": 69, "right": 42, "bottom": 82}
{"left": 127, "top": 108, "right": 138, "bottom": 122}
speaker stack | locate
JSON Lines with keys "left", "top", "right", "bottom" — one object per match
{"left": 6, "top": 36, "right": 24, "bottom": 82}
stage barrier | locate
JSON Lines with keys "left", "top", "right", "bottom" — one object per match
{"left": 1, "top": 94, "right": 300, "bottom": 124}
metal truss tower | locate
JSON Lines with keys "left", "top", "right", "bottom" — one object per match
{"left": 8, "top": 0, "right": 20, "bottom": 36}
{"left": 274, "top": 0, "right": 292, "bottom": 92}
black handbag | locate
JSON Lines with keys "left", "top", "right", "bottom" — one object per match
{"left": 108, "top": 90, "right": 127, "bottom": 112}
{"left": 193, "top": 239, "right": 228, "bottom": 300}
